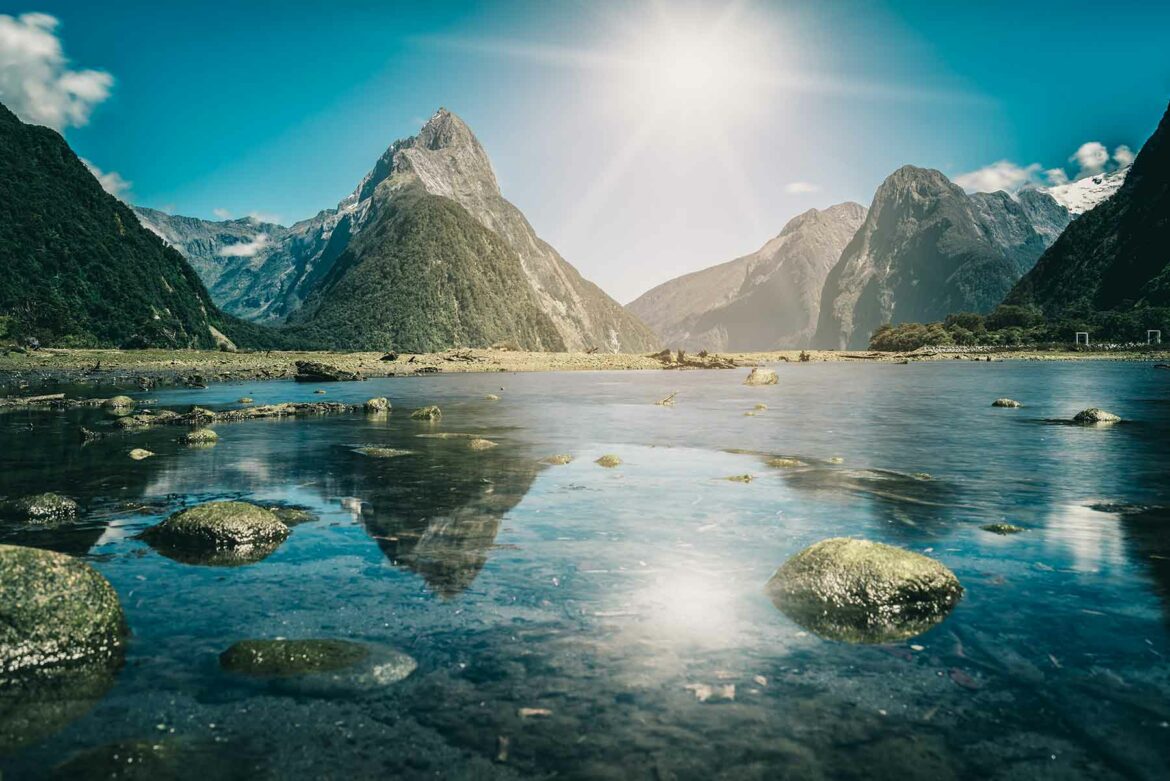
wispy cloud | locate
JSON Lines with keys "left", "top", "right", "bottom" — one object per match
{"left": 246, "top": 211, "right": 281, "bottom": 225}
{"left": 784, "top": 181, "right": 821, "bottom": 194}
{"left": 0, "top": 13, "right": 112, "bottom": 130}
{"left": 953, "top": 141, "right": 1133, "bottom": 194}
{"left": 217, "top": 233, "right": 270, "bottom": 258}
{"left": 213, "top": 208, "right": 232, "bottom": 220}
{"left": 80, "top": 158, "right": 131, "bottom": 200}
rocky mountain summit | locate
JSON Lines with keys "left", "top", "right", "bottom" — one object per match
{"left": 627, "top": 203, "right": 867, "bottom": 350}
{"left": 141, "top": 109, "right": 657, "bottom": 352}
{"left": 813, "top": 166, "right": 1070, "bottom": 349}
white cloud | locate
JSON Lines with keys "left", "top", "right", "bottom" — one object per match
{"left": 217, "top": 233, "right": 270, "bottom": 258}
{"left": 784, "top": 181, "right": 820, "bottom": 194}
{"left": 80, "top": 157, "right": 131, "bottom": 200}
{"left": 952, "top": 160, "right": 1042, "bottom": 194}
{"left": 1043, "top": 167, "right": 1069, "bottom": 186}
{"left": 0, "top": 13, "right": 113, "bottom": 130}
{"left": 212, "top": 208, "right": 232, "bottom": 220}
{"left": 1069, "top": 141, "right": 1109, "bottom": 178}
{"left": 1112, "top": 144, "right": 1135, "bottom": 168}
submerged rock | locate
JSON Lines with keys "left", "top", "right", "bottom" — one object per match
{"left": 724, "top": 474, "right": 754, "bottom": 483}
{"left": 364, "top": 396, "right": 391, "bottom": 413}
{"left": 1073, "top": 408, "right": 1121, "bottom": 424}
{"left": 468, "top": 438, "right": 498, "bottom": 451}
{"left": 410, "top": 405, "right": 442, "bottom": 421}
{"left": 218, "top": 639, "right": 417, "bottom": 695}
{"left": 744, "top": 367, "right": 778, "bottom": 386}
{"left": 766, "top": 537, "right": 962, "bottom": 643}
{"left": 219, "top": 639, "right": 370, "bottom": 677}
{"left": 992, "top": 398, "right": 1022, "bottom": 408}
{"left": 542, "top": 454, "right": 573, "bottom": 465}
{"left": 981, "top": 523, "right": 1025, "bottom": 535}
{"left": 179, "top": 428, "right": 218, "bottom": 445}
{"left": 140, "top": 502, "right": 288, "bottom": 566}
{"left": 265, "top": 505, "right": 317, "bottom": 527}
{"left": 51, "top": 740, "right": 180, "bottom": 780}
{"left": 595, "top": 454, "right": 622, "bottom": 468}
{"left": 1, "top": 661, "right": 117, "bottom": 755}
{"left": 0, "top": 544, "right": 126, "bottom": 674}
{"left": 485, "top": 393, "right": 501, "bottom": 401}
{"left": 128, "top": 448, "right": 154, "bottom": 461}
{"left": 1, "top": 493, "right": 79, "bottom": 524}
{"left": 355, "top": 446, "right": 412, "bottom": 459}
{"left": 293, "top": 360, "right": 362, "bottom": 382}
{"left": 768, "top": 457, "right": 804, "bottom": 468}
{"left": 237, "top": 397, "right": 254, "bottom": 404}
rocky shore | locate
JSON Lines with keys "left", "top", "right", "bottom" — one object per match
{"left": 0, "top": 345, "right": 1166, "bottom": 391}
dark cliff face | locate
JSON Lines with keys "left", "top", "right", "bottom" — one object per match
{"left": 0, "top": 102, "right": 239, "bottom": 348}
{"left": 627, "top": 202, "right": 867, "bottom": 350}
{"left": 1007, "top": 101, "right": 1170, "bottom": 316}
{"left": 813, "top": 166, "right": 1069, "bottom": 350}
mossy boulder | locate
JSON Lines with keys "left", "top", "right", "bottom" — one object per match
{"left": 595, "top": 454, "right": 622, "bottom": 468}
{"left": 140, "top": 502, "right": 288, "bottom": 566}
{"left": 102, "top": 395, "right": 134, "bottom": 410}
{"left": 766, "top": 538, "right": 962, "bottom": 644}
{"left": 1073, "top": 408, "right": 1121, "bottom": 424}
{"left": 364, "top": 396, "right": 391, "bottom": 413}
{"left": 744, "top": 367, "right": 778, "bottom": 386}
{"left": 542, "top": 454, "right": 573, "bottom": 465}
{"left": 1, "top": 493, "right": 79, "bottom": 524}
{"left": 411, "top": 405, "right": 442, "bottom": 421}
{"left": 992, "top": 398, "right": 1022, "bottom": 408}
{"left": 0, "top": 545, "right": 125, "bottom": 675}
{"left": 179, "top": 428, "right": 218, "bottom": 445}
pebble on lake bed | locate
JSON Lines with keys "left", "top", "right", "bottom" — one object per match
{"left": 411, "top": 405, "right": 442, "bottom": 421}
{"left": 219, "top": 639, "right": 370, "bottom": 676}
{"left": 595, "top": 454, "right": 622, "bottom": 468}
{"left": 992, "top": 398, "right": 1022, "bottom": 408}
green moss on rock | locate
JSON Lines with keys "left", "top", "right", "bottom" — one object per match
{"left": 140, "top": 501, "right": 288, "bottom": 566}
{"left": 0, "top": 544, "right": 126, "bottom": 675}
{"left": 1, "top": 493, "right": 79, "bottom": 524}
{"left": 219, "top": 639, "right": 370, "bottom": 677}
{"left": 410, "top": 405, "right": 441, "bottom": 421}
{"left": 595, "top": 454, "right": 622, "bottom": 468}
{"left": 766, "top": 538, "right": 962, "bottom": 644}
{"left": 179, "top": 427, "right": 218, "bottom": 445}
{"left": 981, "top": 523, "right": 1026, "bottom": 535}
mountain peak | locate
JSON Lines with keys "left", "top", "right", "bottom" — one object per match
{"left": 416, "top": 107, "right": 476, "bottom": 151}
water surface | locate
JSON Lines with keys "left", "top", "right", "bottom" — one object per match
{"left": 2, "top": 362, "right": 1169, "bottom": 779}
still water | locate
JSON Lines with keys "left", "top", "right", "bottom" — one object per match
{"left": 2, "top": 362, "right": 1169, "bottom": 779}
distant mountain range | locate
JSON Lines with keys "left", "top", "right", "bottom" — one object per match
{"left": 627, "top": 203, "right": 867, "bottom": 350}
{"left": 139, "top": 109, "right": 658, "bottom": 353}
{"left": 0, "top": 102, "right": 258, "bottom": 349}
{"left": 1007, "top": 101, "right": 1169, "bottom": 318}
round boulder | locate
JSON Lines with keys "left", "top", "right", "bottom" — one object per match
{"left": 364, "top": 396, "right": 391, "bottom": 413}
{"left": 128, "top": 448, "right": 154, "bottom": 461}
{"left": 410, "top": 405, "right": 442, "bottom": 421}
{"left": 595, "top": 454, "right": 622, "bottom": 468}
{"left": 744, "top": 367, "right": 778, "bottom": 386}
{"left": 1, "top": 493, "right": 79, "bottom": 524}
{"left": 102, "top": 395, "right": 134, "bottom": 410}
{"left": 766, "top": 537, "right": 962, "bottom": 643}
{"left": 991, "top": 398, "right": 1021, "bottom": 408}
{"left": 140, "top": 501, "right": 289, "bottom": 566}
{"left": 179, "top": 428, "right": 218, "bottom": 445}
{"left": 1073, "top": 408, "right": 1121, "bottom": 424}
{"left": 0, "top": 544, "right": 126, "bottom": 674}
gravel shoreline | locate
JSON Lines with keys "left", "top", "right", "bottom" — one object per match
{"left": 0, "top": 346, "right": 1166, "bottom": 392}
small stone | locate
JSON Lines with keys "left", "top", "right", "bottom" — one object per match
{"left": 468, "top": 438, "right": 498, "bottom": 451}
{"left": 754, "top": 403, "right": 768, "bottom": 410}
{"left": 992, "top": 398, "right": 1022, "bottom": 408}
{"left": 595, "top": 454, "right": 622, "bottom": 468}
{"left": 102, "top": 395, "right": 134, "bottom": 410}
{"left": 179, "top": 428, "right": 218, "bottom": 445}
{"left": 744, "top": 367, "right": 778, "bottom": 386}
{"left": 518, "top": 707, "right": 552, "bottom": 719}
{"left": 314, "top": 389, "right": 327, "bottom": 395}
{"left": 827, "top": 456, "right": 844, "bottom": 464}
{"left": 724, "top": 474, "right": 753, "bottom": 483}
{"left": 485, "top": 394, "right": 500, "bottom": 401}
{"left": 410, "top": 405, "right": 442, "bottom": 421}
{"left": 542, "top": 454, "right": 573, "bottom": 465}
{"left": 1073, "top": 408, "right": 1121, "bottom": 424}
{"left": 768, "top": 457, "right": 804, "bottom": 468}
{"left": 219, "top": 639, "right": 369, "bottom": 677}
{"left": 684, "top": 683, "right": 736, "bottom": 703}
{"left": 356, "top": 447, "right": 411, "bottom": 459}
{"left": 981, "top": 523, "right": 1026, "bottom": 535}
{"left": 364, "top": 397, "right": 391, "bottom": 413}
{"left": 128, "top": 448, "right": 154, "bottom": 460}
{"left": 237, "top": 397, "right": 254, "bottom": 404}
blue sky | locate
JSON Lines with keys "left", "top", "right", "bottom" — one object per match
{"left": 3, "top": 0, "right": 1168, "bottom": 301}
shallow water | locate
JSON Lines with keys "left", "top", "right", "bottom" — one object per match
{"left": 2, "top": 362, "right": 1169, "bottom": 779}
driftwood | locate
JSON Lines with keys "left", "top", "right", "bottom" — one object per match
{"left": 655, "top": 392, "right": 678, "bottom": 406}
